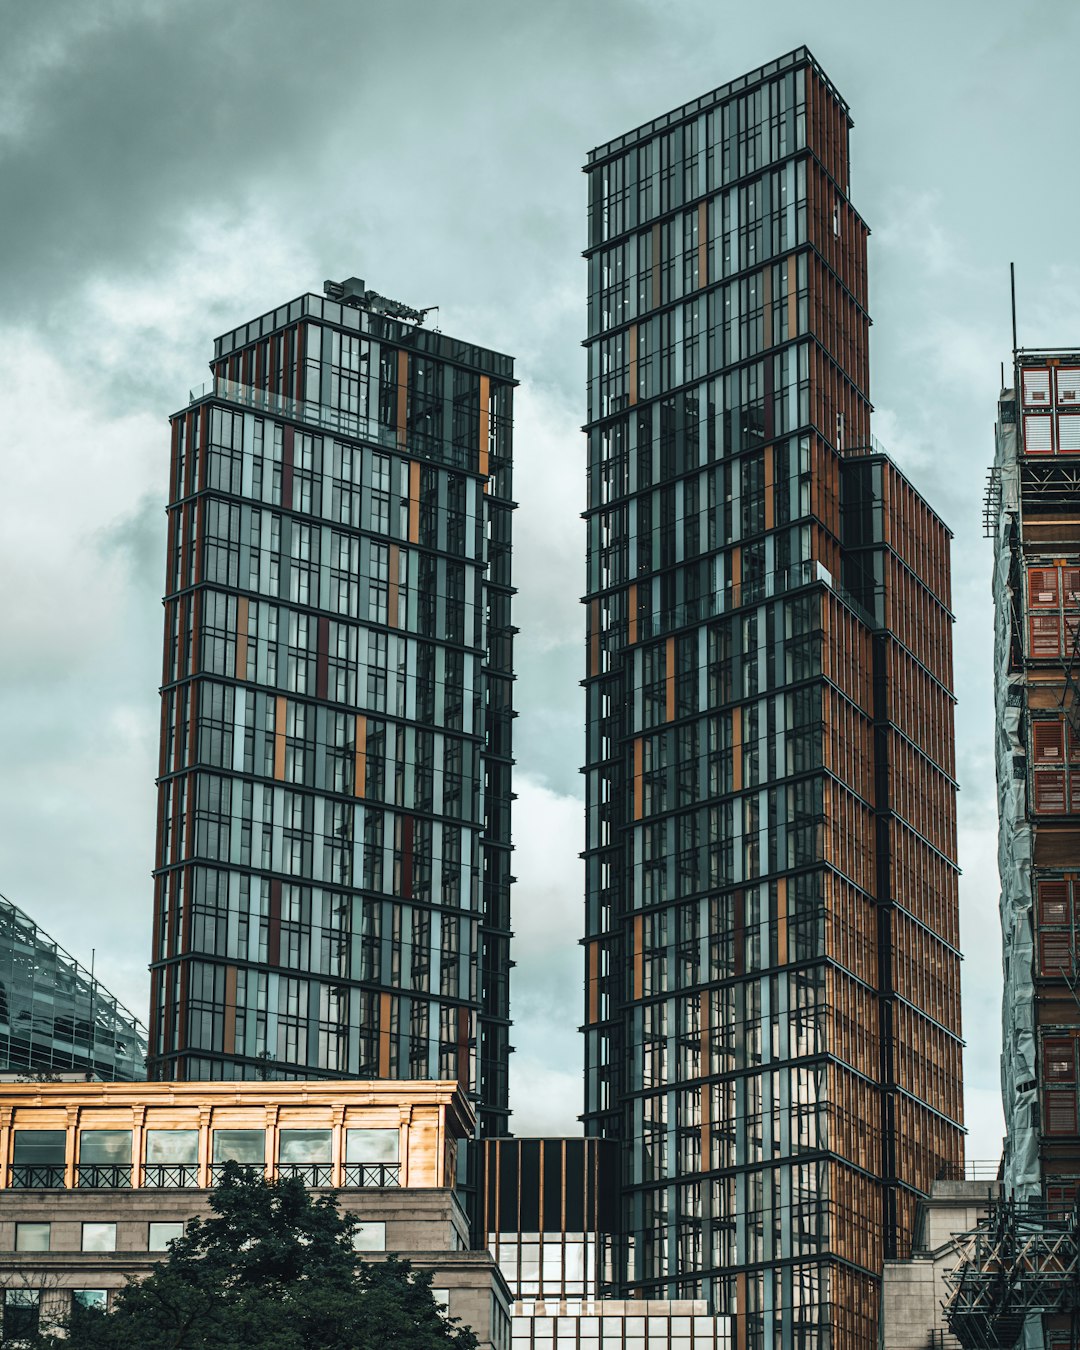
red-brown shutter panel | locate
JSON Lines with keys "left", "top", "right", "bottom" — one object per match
{"left": 1034, "top": 769, "right": 1067, "bottom": 814}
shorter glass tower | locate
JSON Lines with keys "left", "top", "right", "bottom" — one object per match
{"left": 149, "top": 280, "right": 516, "bottom": 1137}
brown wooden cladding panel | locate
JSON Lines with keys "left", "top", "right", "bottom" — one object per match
{"left": 1035, "top": 826, "right": 1080, "bottom": 868}
{"left": 830, "top": 1264, "right": 880, "bottom": 1350}
{"left": 880, "top": 462, "right": 952, "bottom": 611}
{"left": 886, "top": 732, "right": 958, "bottom": 860}
{"left": 893, "top": 1095, "right": 964, "bottom": 1222}
{"left": 803, "top": 144, "right": 869, "bottom": 312}
{"left": 809, "top": 438, "right": 842, "bottom": 544}
{"left": 891, "top": 908, "right": 962, "bottom": 1033}
{"left": 807, "top": 253, "right": 870, "bottom": 403}
{"left": 821, "top": 685, "right": 875, "bottom": 805}
{"left": 821, "top": 591, "right": 874, "bottom": 713}
{"left": 825, "top": 872, "right": 877, "bottom": 987}
{"left": 888, "top": 818, "right": 960, "bottom": 949}
{"left": 893, "top": 1000, "right": 964, "bottom": 1126}
{"left": 821, "top": 781, "right": 876, "bottom": 895}
{"left": 882, "top": 641, "right": 956, "bottom": 780}
{"left": 827, "top": 966, "right": 880, "bottom": 1081}
{"left": 883, "top": 556, "right": 954, "bottom": 688}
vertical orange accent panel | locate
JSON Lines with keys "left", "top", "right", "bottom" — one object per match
{"left": 787, "top": 255, "right": 798, "bottom": 337}
{"left": 236, "top": 596, "right": 249, "bottom": 681}
{"left": 456, "top": 1006, "right": 470, "bottom": 1085}
{"left": 408, "top": 461, "right": 421, "bottom": 543}
{"left": 478, "top": 375, "right": 491, "bottom": 484}
{"left": 665, "top": 636, "right": 675, "bottom": 721}
{"left": 698, "top": 201, "right": 708, "bottom": 287}
{"left": 378, "top": 993, "right": 392, "bottom": 1077}
{"left": 587, "top": 941, "right": 599, "bottom": 1023}
{"left": 736, "top": 1274, "right": 748, "bottom": 1350}
{"left": 732, "top": 706, "right": 743, "bottom": 792}
{"left": 388, "top": 545, "right": 399, "bottom": 628}
{"left": 731, "top": 547, "right": 741, "bottom": 608}
{"left": 628, "top": 583, "right": 638, "bottom": 644}
{"left": 633, "top": 915, "right": 643, "bottom": 1000}
{"left": 777, "top": 876, "right": 788, "bottom": 964}
{"left": 764, "top": 447, "right": 775, "bottom": 531}
{"left": 186, "top": 679, "right": 198, "bottom": 766}
{"left": 354, "top": 714, "right": 367, "bottom": 797}
{"left": 702, "top": 999, "right": 707, "bottom": 1166}
{"left": 590, "top": 600, "right": 600, "bottom": 676}
{"left": 274, "top": 695, "right": 287, "bottom": 780}
{"left": 628, "top": 325, "right": 638, "bottom": 407}
{"left": 223, "top": 966, "right": 237, "bottom": 1054}
{"left": 396, "top": 350, "right": 408, "bottom": 448}
{"left": 633, "top": 737, "right": 643, "bottom": 820}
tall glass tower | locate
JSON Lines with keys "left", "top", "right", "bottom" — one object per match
{"left": 581, "top": 49, "right": 963, "bottom": 1346}
{"left": 149, "top": 279, "right": 515, "bottom": 1136}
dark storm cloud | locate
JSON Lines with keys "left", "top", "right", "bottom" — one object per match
{"left": 3, "top": 0, "right": 1079, "bottom": 1141}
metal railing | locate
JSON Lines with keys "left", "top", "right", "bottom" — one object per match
{"left": 343, "top": 1163, "right": 401, "bottom": 1188}
{"left": 77, "top": 1164, "right": 132, "bottom": 1189}
{"left": 6, "top": 1160, "right": 405, "bottom": 1190}
{"left": 935, "top": 1160, "right": 1001, "bottom": 1182}
{"left": 209, "top": 1163, "right": 264, "bottom": 1184}
{"left": 276, "top": 1163, "right": 334, "bottom": 1187}
{"left": 9, "top": 1164, "right": 65, "bottom": 1189}
{"left": 142, "top": 1163, "right": 200, "bottom": 1189}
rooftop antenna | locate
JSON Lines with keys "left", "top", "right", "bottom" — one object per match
{"left": 1010, "top": 261, "right": 1018, "bottom": 356}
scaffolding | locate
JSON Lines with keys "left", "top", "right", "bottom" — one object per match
{"left": 943, "top": 1199, "right": 1080, "bottom": 1349}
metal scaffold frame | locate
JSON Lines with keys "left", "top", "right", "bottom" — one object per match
{"left": 943, "top": 1199, "right": 1080, "bottom": 1349}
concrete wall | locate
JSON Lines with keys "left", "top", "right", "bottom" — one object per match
{"left": 880, "top": 1180, "right": 999, "bottom": 1350}
{"left": 0, "top": 1185, "right": 509, "bottom": 1349}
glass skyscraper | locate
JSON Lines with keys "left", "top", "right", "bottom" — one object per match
{"left": 581, "top": 49, "right": 963, "bottom": 1346}
{"left": 0, "top": 893, "right": 146, "bottom": 1081}
{"left": 149, "top": 279, "right": 515, "bottom": 1136}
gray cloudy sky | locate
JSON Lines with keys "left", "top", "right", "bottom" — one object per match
{"left": 1, "top": 0, "right": 1075, "bottom": 1156}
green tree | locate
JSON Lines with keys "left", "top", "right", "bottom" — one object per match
{"left": 35, "top": 1164, "right": 479, "bottom": 1350}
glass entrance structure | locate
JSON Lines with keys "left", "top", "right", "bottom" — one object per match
{"left": 581, "top": 48, "right": 963, "bottom": 1347}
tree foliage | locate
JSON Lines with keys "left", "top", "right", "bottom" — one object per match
{"left": 34, "top": 1164, "right": 480, "bottom": 1350}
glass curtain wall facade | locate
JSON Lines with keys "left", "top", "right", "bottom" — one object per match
{"left": 0, "top": 893, "right": 146, "bottom": 1081}
{"left": 149, "top": 286, "right": 516, "bottom": 1136}
{"left": 581, "top": 48, "right": 963, "bottom": 1348}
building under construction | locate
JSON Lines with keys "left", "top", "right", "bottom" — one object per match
{"left": 945, "top": 354, "right": 1080, "bottom": 1349}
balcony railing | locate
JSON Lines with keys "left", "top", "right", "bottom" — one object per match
{"left": 936, "top": 1160, "right": 1001, "bottom": 1182}
{"left": 5, "top": 1160, "right": 405, "bottom": 1190}
{"left": 209, "top": 1163, "right": 265, "bottom": 1184}
{"left": 277, "top": 1163, "right": 334, "bottom": 1187}
{"left": 9, "top": 1164, "right": 65, "bottom": 1189}
{"left": 343, "top": 1163, "right": 401, "bottom": 1188}
{"left": 77, "top": 1164, "right": 132, "bottom": 1189}
{"left": 142, "top": 1163, "right": 200, "bottom": 1189}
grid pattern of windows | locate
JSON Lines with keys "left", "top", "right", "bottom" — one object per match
{"left": 152, "top": 299, "right": 516, "bottom": 1135}
{"left": 0, "top": 895, "right": 146, "bottom": 1081}
{"left": 582, "top": 51, "right": 962, "bottom": 1350}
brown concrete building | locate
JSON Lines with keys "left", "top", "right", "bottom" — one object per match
{"left": 0, "top": 1079, "right": 510, "bottom": 1347}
